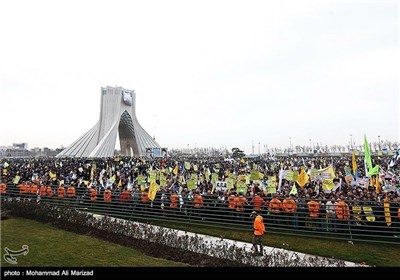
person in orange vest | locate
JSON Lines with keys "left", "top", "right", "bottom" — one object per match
{"left": 19, "top": 181, "right": 30, "bottom": 199}
{"left": 141, "top": 187, "right": 150, "bottom": 213}
{"left": 118, "top": 187, "right": 131, "bottom": 211}
{"left": 169, "top": 190, "right": 179, "bottom": 216}
{"left": 193, "top": 191, "right": 204, "bottom": 220}
{"left": 282, "top": 194, "right": 298, "bottom": 227}
{"left": 307, "top": 198, "right": 320, "bottom": 230}
{"left": 67, "top": 184, "right": 76, "bottom": 206}
{"left": 250, "top": 192, "right": 265, "bottom": 212}
{"left": 39, "top": 184, "right": 47, "bottom": 199}
{"left": 103, "top": 187, "right": 112, "bottom": 204}
{"left": 269, "top": 194, "right": 282, "bottom": 225}
{"left": 251, "top": 211, "right": 265, "bottom": 255}
{"left": 57, "top": 184, "right": 66, "bottom": 199}
{"left": 57, "top": 184, "right": 66, "bottom": 206}
{"left": 46, "top": 185, "right": 54, "bottom": 203}
{"left": 30, "top": 183, "right": 38, "bottom": 201}
{"left": 234, "top": 191, "right": 247, "bottom": 221}
{"left": 227, "top": 191, "right": 236, "bottom": 218}
{"left": 335, "top": 198, "right": 350, "bottom": 234}
{"left": 0, "top": 180, "right": 6, "bottom": 199}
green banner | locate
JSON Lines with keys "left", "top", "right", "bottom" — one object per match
{"left": 160, "top": 174, "right": 167, "bottom": 187}
{"left": 187, "top": 179, "right": 196, "bottom": 190}
{"left": 237, "top": 181, "right": 247, "bottom": 194}
{"left": 250, "top": 170, "right": 259, "bottom": 181}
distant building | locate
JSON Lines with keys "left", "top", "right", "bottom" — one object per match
{"left": 13, "top": 143, "right": 28, "bottom": 149}
{"left": 0, "top": 146, "right": 31, "bottom": 158}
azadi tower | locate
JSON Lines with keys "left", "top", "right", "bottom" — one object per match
{"left": 56, "top": 86, "right": 160, "bottom": 157}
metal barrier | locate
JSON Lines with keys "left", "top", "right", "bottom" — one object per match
{"left": 1, "top": 184, "right": 399, "bottom": 245}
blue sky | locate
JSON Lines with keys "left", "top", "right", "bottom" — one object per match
{"left": 0, "top": 0, "right": 398, "bottom": 154}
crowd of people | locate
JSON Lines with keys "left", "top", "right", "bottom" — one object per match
{"left": 1, "top": 153, "right": 399, "bottom": 239}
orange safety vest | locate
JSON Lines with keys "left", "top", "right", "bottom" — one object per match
{"left": 307, "top": 200, "right": 320, "bottom": 218}
{"left": 103, "top": 189, "right": 112, "bottom": 203}
{"left": 335, "top": 201, "right": 350, "bottom": 220}
{"left": 193, "top": 194, "right": 203, "bottom": 208}
{"left": 0, "top": 183, "right": 6, "bottom": 194}
{"left": 269, "top": 198, "right": 282, "bottom": 214}
{"left": 282, "top": 198, "right": 297, "bottom": 213}
{"left": 67, "top": 187, "right": 76, "bottom": 198}
{"left": 254, "top": 215, "right": 265, "bottom": 236}
{"left": 119, "top": 190, "right": 131, "bottom": 203}
{"left": 141, "top": 191, "right": 149, "bottom": 203}
{"left": 57, "top": 186, "right": 66, "bottom": 198}
{"left": 39, "top": 186, "right": 47, "bottom": 197}
{"left": 30, "top": 185, "right": 38, "bottom": 195}
{"left": 228, "top": 195, "right": 236, "bottom": 209}
{"left": 235, "top": 195, "right": 246, "bottom": 212}
{"left": 251, "top": 195, "right": 264, "bottom": 211}
{"left": 46, "top": 186, "right": 54, "bottom": 197}
{"left": 170, "top": 193, "right": 178, "bottom": 208}
{"left": 19, "top": 184, "right": 30, "bottom": 194}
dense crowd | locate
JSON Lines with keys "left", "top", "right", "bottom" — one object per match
{"left": 1, "top": 153, "right": 399, "bottom": 238}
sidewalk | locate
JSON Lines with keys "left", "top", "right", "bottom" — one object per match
{"left": 92, "top": 214, "right": 361, "bottom": 267}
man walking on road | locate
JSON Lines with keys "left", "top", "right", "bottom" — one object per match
{"left": 251, "top": 210, "right": 265, "bottom": 255}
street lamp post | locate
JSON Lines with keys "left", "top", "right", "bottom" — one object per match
{"left": 350, "top": 134, "right": 353, "bottom": 151}
{"left": 289, "top": 137, "right": 292, "bottom": 154}
{"left": 309, "top": 139, "right": 312, "bottom": 153}
{"left": 378, "top": 135, "right": 381, "bottom": 150}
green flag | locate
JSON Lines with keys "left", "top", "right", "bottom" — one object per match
{"left": 289, "top": 184, "right": 298, "bottom": 195}
{"left": 364, "top": 134, "right": 379, "bottom": 177}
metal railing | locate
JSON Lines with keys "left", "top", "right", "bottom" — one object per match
{"left": 1, "top": 184, "right": 399, "bottom": 245}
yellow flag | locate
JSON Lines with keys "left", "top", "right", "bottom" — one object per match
{"left": 49, "top": 172, "right": 57, "bottom": 180}
{"left": 319, "top": 166, "right": 335, "bottom": 179}
{"left": 148, "top": 182, "right": 160, "bottom": 201}
{"left": 376, "top": 176, "right": 381, "bottom": 194}
{"left": 13, "top": 175, "right": 21, "bottom": 184}
{"left": 118, "top": 179, "right": 122, "bottom": 188}
{"left": 90, "top": 164, "right": 96, "bottom": 180}
{"left": 173, "top": 165, "right": 179, "bottom": 176}
{"left": 184, "top": 161, "right": 191, "bottom": 170}
{"left": 384, "top": 197, "right": 391, "bottom": 226}
{"left": 322, "top": 178, "right": 335, "bottom": 191}
{"left": 369, "top": 177, "right": 375, "bottom": 187}
{"left": 296, "top": 168, "right": 309, "bottom": 188}
{"left": 363, "top": 206, "right": 375, "bottom": 222}
{"left": 352, "top": 152, "right": 357, "bottom": 175}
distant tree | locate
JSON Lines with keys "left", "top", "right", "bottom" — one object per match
{"left": 231, "top": 148, "right": 245, "bottom": 158}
